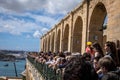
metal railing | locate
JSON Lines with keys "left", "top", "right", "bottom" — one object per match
{"left": 27, "top": 56, "right": 63, "bottom": 80}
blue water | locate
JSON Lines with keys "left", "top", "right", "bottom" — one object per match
{"left": 0, "top": 60, "right": 26, "bottom": 77}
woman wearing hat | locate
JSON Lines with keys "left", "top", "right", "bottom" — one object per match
{"left": 85, "top": 41, "right": 95, "bottom": 59}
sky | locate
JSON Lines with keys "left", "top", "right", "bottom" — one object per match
{"left": 0, "top": 0, "right": 82, "bottom": 52}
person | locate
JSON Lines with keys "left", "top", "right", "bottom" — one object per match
{"left": 93, "top": 57, "right": 100, "bottom": 72}
{"left": 98, "top": 57, "right": 120, "bottom": 80}
{"left": 63, "top": 55, "right": 98, "bottom": 80}
{"left": 82, "top": 52, "right": 91, "bottom": 62}
{"left": 92, "top": 42, "right": 104, "bottom": 59}
{"left": 86, "top": 41, "right": 95, "bottom": 60}
{"left": 104, "top": 41, "right": 117, "bottom": 64}
{"left": 93, "top": 57, "right": 103, "bottom": 80}
{"left": 58, "top": 58, "right": 67, "bottom": 68}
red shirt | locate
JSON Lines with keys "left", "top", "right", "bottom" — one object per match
{"left": 86, "top": 47, "right": 95, "bottom": 56}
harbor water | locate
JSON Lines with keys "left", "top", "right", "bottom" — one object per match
{"left": 0, "top": 60, "right": 26, "bottom": 77}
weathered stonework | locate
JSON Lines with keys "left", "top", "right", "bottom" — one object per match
{"left": 26, "top": 59, "right": 44, "bottom": 80}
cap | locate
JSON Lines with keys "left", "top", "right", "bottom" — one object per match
{"left": 87, "top": 41, "right": 92, "bottom": 46}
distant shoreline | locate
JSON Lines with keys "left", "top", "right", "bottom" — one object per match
{"left": 0, "top": 50, "right": 27, "bottom": 61}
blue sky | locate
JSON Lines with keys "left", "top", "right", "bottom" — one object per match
{"left": 0, "top": 0, "right": 82, "bottom": 52}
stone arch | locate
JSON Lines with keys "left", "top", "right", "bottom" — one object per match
{"left": 72, "top": 16, "right": 83, "bottom": 53}
{"left": 89, "top": 2, "right": 107, "bottom": 47}
{"left": 51, "top": 32, "right": 55, "bottom": 52}
{"left": 63, "top": 24, "right": 69, "bottom": 52}
{"left": 56, "top": 29, "right": 61, "bottom": 52}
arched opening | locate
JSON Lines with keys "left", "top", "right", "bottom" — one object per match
{"left": 89, "top": 2, "right": 107, "bottom": 48}
{"left": 72, "top": 16, "right": 83, "bottom": 53}
{"left": 43, "top": 39, "right": 45, "bottom": 52}
{"left": 56, "top": 30, "right": 61, "bottom": 52}
{"left": 45, "top": 39, "right": 47, "bottom": 52}
{"left": 47, "top": 36, "right": 50, "bottom": 52}
{"left": 63, "top": 24, "right": 69, "bottom": 52}
{"left": 51, "top": 33, "right": 55, "bottom": 52}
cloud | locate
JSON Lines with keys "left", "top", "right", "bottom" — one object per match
{"left": 0, "top": 16, "right": 42, "bottom": 35}
{"left": 0, "top": 0, "right": 47, "bottom": 13}
{"left": 26, "top": 35, "right": 31, "bottom": 38}
{"left": 27, "top": 13, "right": 58, "bottom": 27}
{"left": 41, "top": 28, "right": 49, "bottom": 34}
{"left": 0, "top": 12, "right": 55, "bottom": 35}
{"left": 0, "top": 0, "right": 82, "bottom": 36}
{"left": 46, "top": 0, "right": 82, "bottom": 14}
{"left": 33, "top": 28, "right": 49, "bottom": 38}
{"left": 33, "top": 30, "right": 41, "bottom": 38}
{"left": 0, "top": 0, "right": 82, "bottom": 14}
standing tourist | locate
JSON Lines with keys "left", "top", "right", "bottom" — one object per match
{"left": 104, "top": 41, "right": 117, "bottom": 64}
{"left": 86, "top": 41, "right": 95, "bottom": 60}
{"left": 98, "top": 57, "right": 120, "bottom": 80}
{"left": 92, "top": 42, "right": 104, "bottom": 59}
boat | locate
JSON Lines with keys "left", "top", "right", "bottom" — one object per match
{"left": 15, "top": 60, "right": 19, "bottom": 62}
{"left": 4, "top": 64, "right": 9, "bottom": 67}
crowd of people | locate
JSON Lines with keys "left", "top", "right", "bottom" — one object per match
{"left": 28, "top": 41, "right": 120, "bottom": 80}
